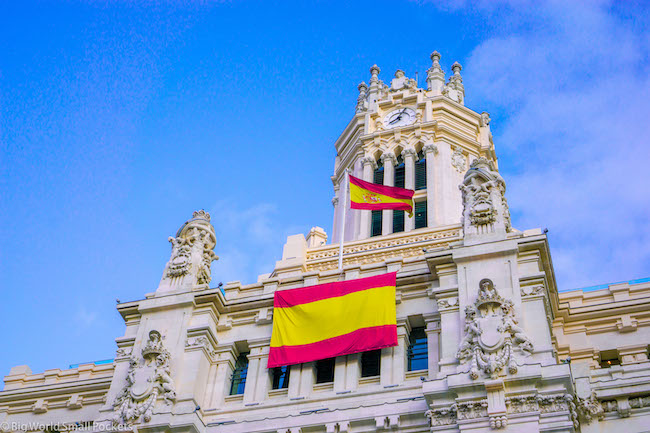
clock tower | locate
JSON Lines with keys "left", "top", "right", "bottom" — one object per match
{"left": 331, "top": 52, "right": 497, "bottom": 243}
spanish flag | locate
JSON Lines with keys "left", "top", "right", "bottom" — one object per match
{"left": 268, "top": 273, "right": 398, "bottom": 368}
{"left": 349, "top": 175, "right": 415, "bottom": 217}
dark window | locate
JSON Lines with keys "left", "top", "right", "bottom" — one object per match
{"left": 315, "top": 358, "right": 335, "bottom": 383}
{"left": 599, "top": 350, "right": 621, "bottom": 368}
{"left": 371, "top": 210, "right": 382, "bottom": 237}
{"left": 394, "top": 154, "right": 405, "bottom": 189}
{"left": 373, "top": 165, "right": 384, "bottom": 185}
{"left": 393, "top": 209, "right": 404, "bottom": 233}
{"left": 415, "top": 201, "right": 427, "bottom": 229}
{"left": 229, "top": 352, "right": 249, "bottom": 395}
{"left": 407, "top": 327, "right": 428, "bottom": 371}
{"left": 271, "top": 366, "right": 290, "bottom": 389}
{"left": 415, "top": 151, "right": 426, "bottom": 190}
{"left": 360, "top": 350, "right": 381, "bottom": 377}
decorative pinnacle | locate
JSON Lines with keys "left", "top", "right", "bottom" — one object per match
{"left": 430, "top": 51, "right": 441, "bottom": 63}
{"left": 357, "top": 81, "right": 368, "bottom": 92}
{"left": 370, "top": 64, "right": 381, "bottom": 76}
{"left": 452, "top": 61, "right": 463, "bottom": 75}
{"left": 395, "top": 69, "right": 405, "bottom": 78}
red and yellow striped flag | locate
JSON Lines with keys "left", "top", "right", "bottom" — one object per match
{"left": 349, "top": 175, "right": 415, "bottom": 217}
{"left": 267, "top": 273, "right": 398, "bottom": 368}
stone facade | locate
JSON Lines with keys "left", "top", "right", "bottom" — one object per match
{"left": 2, "top": 52, "right": 649, "bottom": 433}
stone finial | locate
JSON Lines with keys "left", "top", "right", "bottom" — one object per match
{"left": 427, "top": 50, "right": 445, "bottom": 94}
{"left": 369, "top": 64, "right": 381, "bottom": 84}
{"left": 356, "top": 81, "right": 368, "bottom": 113}
{"left": 443, "top": 61, "right": 465, "bottom": 104}
{"left": 430, "top": 51, "right": 441, "bottom": 65}
{"left": 395, "top": 69, "right": 405, "bottom": 78}
{"left": 480, "top": 111, "right": 491, "bottom": 127}
{"left": 451, "top": 61, "right": 462, "bottom": 76}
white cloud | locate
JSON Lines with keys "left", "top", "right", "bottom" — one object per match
{"left": 74, "top": 306, "right": 98, "bottom": 329}
{"left": 207, "top": 200, "right": 307, "bottom": 285}
{"left": 462, "top": 1, "right": 650, "bottom": 289}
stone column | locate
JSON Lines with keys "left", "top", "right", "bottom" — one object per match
{"left": 422, "top": 143, "right": 438, "bottom": 228}
{"left": 424, "top": 318, "right": 440, "bottom": 380}
{"left": 243, "top": 342, "right": 269, "bottom": 405}
{"left": 288, "top": 362, "right": 314, "bottom": 400}
{"left": 207, "top": 346, "right": 237, "bottom": 408}
{"left": 359, "top": 156, "right": 378, "bottom": 239}
{"left": 333, "top": 356, "right": 347, "bottom": 393}
{"left": 381, "top": 152, "right": 396, "bottom": 236}
{"left": 437, "top": 302, "right": 460, "bottom": 375}
{"left": 381, "top": 320, "right": 408, "bottom": 386}
{"left": 403, "top": 147, "right": 417, "bottom": 232}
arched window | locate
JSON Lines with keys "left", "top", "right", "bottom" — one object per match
{"left": 415, "top": 150, "right": 426, "bottom": 190}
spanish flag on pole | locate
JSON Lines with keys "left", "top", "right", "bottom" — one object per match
{"left": 267, "top": 273, "right": 398, "bottom": 367}
{"left": 349, "top": 175, "right": 415, "bottom": 217}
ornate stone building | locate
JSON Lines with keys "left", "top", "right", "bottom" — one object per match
{"left": 2, "top": 52, "right": 649, "bottom": 433}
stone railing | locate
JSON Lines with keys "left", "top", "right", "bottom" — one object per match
{"left": 306, "top": 225, "right": 461, "bottom": 272}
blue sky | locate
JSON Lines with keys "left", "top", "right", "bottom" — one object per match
{"left": 1, "top": 1, "right": 649, "bottom": 376}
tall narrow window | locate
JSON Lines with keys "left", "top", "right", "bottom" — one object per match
{"left": 360, "top": 349, "right": 381, "bottom": 377}
{"left": 394, "top": 154, "right": 405, "bottom": 189}
{"left": 393, "top": 209, "right": 404, "bottom": 233}
{"left": 407, "top": 327, "right": 428, "bottom": 371}
{"left": 315, "top": 358, "right": 335, "bottom": 383}
{"left": 271, "top": 366, "right": 290, "bottom": 389}
{"left": 415, "top": 201, "right": 427, "bottom": 229}
{"left": 415, "top": 150, "right": 427, "bottom": 190}
{"left": 229, "top": 352, "right": 249, "bottom": 395}
{"left": 371, "top": 210, "right": 382, "bottom": 237}
{"left": 373, "top": 164, "right": 384, "bottom": 185}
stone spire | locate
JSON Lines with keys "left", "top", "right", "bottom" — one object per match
{"left": 443, "top": 61, "right": 465, "bottom": 105}
{"left": 157, "top": 210, "right": 218, "bottom": 293}
{"left": 367, "top": 64, "right": 381, "bottom": 111}
{"left": 355, "top": 81, "right": 368, "bottom": 113}
{"left": 426, "top": 51, "right": 446, "bottom": 95}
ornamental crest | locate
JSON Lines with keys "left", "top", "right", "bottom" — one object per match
{"left": 112, "top": 330, "right": 176, "bottom": 426}
{"left": 361, "top": 192, "right": 382, "bottom": 204}
{"left": 457, "top": 279, "right": 533, "bottom": 379}
{"left": 451, "top": 147, "right": 467, "bottom": 172}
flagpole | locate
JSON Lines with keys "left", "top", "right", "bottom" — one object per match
{"left": 337, "top": 170, "right": 349, "bottom": 272}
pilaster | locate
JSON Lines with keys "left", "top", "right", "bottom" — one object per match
{"left": 207, "top": 346, "right": 237, "bottom": 409}
{"left": 381, "top": 152, "right": 396, "bottom": 236}
{"left": 424, "top": 317, "right": 440, "bottom": 379}
{"left": 243, "top": 341, "right": 270, "bottom": 405}
{"left": 359, "top": 156, "right": 377, "bottom": 239}
{"left": 423, "top": 143, "right": 438, "bottom": 228}
{"left": 403, "top": 147, "right": 417, "bottom": 232}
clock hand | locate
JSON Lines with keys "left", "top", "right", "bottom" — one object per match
{"left": 389, "top": 115, "right": 402, "bottom": 124}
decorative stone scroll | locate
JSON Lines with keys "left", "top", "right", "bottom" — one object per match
{"left": 160, "top": 210, "right": 218, "bottom": 290}
{"left": 456, "top": 279, "right": 533, "bottom": 379}
{"left": 112, "top": 331, "right": 176, "bottom": 426}
{"left": 577, "top": 392, "right": 604, "bottom": 424}
{"left": 460, "top": 157, "right": 512, "bottom": 238}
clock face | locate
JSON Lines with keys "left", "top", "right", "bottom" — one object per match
{"left": 384, "top": 108, "right": 416, "bottom": 129}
